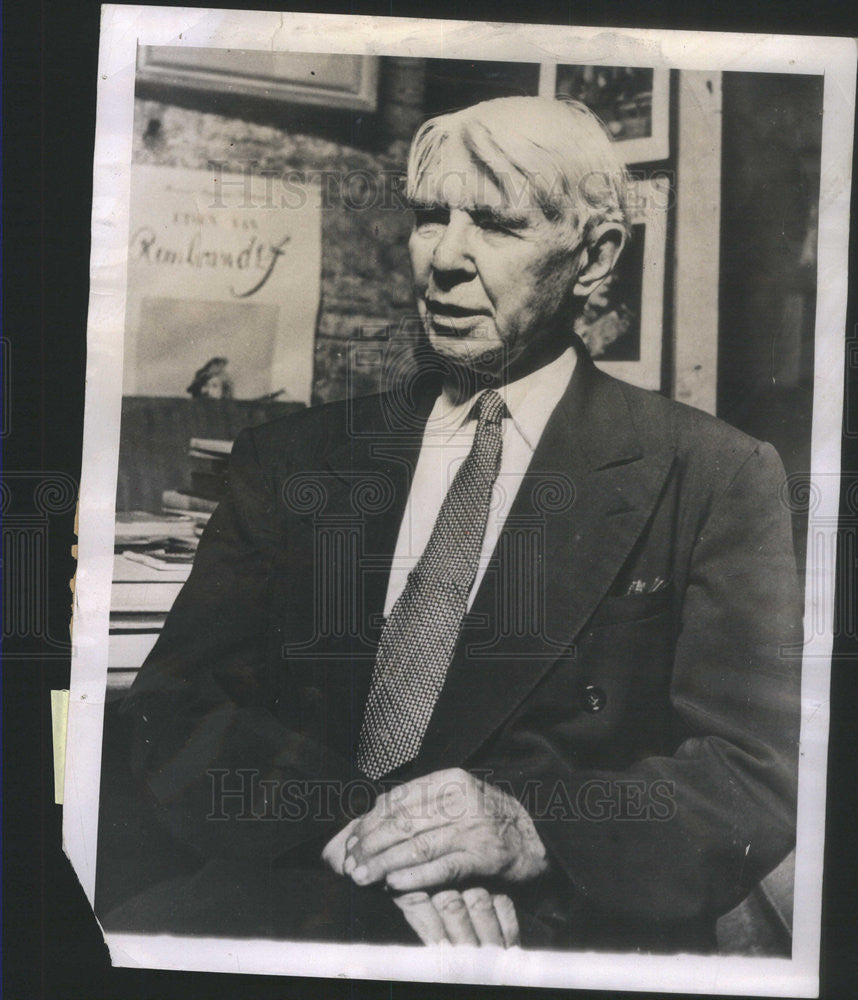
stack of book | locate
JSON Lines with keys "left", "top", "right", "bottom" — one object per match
{"left": 161, "top": 437, "right": 232, "bottom": 524}
{"left": 108, "top": 438, "right": 235, "bottom": 690}
{"left": 114, "top": 509, "right": 199, "bottom": 547}
{"left": 108, "top": 511, "right": 198, "bottom": 689}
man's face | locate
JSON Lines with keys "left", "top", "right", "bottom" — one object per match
{"left": 408, "top": 138, "right": 582, "bottom": 378}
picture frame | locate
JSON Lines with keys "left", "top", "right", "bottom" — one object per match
{"left": 578, "top": 175, "right": 670, "bottom": 391}
{"left": 136, "top": 46, "right": 380, "bottom": 112}
{"left": 541, "top": 65, "right": 670, "bottom": 163}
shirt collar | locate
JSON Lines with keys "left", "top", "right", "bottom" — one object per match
{"left": 427, "top": 347, "right": 577, "bottom": 451}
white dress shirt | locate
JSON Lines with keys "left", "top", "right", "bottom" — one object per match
{"left": 383, "top": 347, "right": 577, "bottom": 616}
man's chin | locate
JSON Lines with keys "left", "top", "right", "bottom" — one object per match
{"left": 426, "top": 332, "right": 507, "bottom": 375}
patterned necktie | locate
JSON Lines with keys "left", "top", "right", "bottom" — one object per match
{"left": 357, "top": 389, "right": 506, "bottom": 780}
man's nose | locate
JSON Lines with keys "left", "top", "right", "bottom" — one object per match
{"left": 431, "top": 212, "right": 475, "bottom": 278}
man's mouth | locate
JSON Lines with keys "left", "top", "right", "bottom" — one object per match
{"left": 426, "top": 299, "right": 488, "bottom": 316}
{"left": 425, "top": 300, "right": 491, "bottom": 332}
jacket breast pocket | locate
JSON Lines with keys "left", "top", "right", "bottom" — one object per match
{"left": 587, "top": 588, "right": 674, "bottom": 629}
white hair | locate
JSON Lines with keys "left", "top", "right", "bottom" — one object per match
{"left": 406, "top": 96, "right": 631, "bottom": 247}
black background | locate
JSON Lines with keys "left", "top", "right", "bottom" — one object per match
{"left": 4, "top": 1, "right": 857, "bottom": 997}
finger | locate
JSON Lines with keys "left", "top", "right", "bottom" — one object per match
{"left": 349, "top": 813, "right": 449, "bottom": 872}
{"left": 349, "top": 825, "right": 457, "bottom": 886}
{"left": 351, "top": 770, "right": 472, "bottom": 860}
{"left": 349, "top": 782, "right": 421, "bottom": 840}
{"left": 492, "top": 894, "right": 520, "bottom": 948}
{"left": 392, "top": 892, "right": 449, "bottom": 945}
{"left": 462, "top": 888, "right": 504, "bottom": 947}
{"left": 321, "top": 817, "right": 360, "bottom": 875}
{"left": 348, "top": 786, "right": 440, "bottom": 864}
{"left": 431, "top": 890, "right": 479, "bottom": 946}
{"left": 385, "top": 852, "right": 472, "bottom": 892}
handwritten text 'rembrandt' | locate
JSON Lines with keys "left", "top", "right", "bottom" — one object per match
{"left": 130, "top": 227, "right": 291, "bottom": 298}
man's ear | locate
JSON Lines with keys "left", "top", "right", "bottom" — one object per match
{"left": 571, "top": 223, "right": 627, "bottom": 298}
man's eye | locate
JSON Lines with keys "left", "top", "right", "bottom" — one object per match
{"left": 472, "top": 212, "right": 514, "bottom": 234}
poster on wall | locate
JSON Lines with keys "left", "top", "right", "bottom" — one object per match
{"left": 123, "top": 164, "right": 321, "bottom": 404}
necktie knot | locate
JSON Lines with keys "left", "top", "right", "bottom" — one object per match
{"left": 474, "top": 389, "right": 506, "bottom": 427}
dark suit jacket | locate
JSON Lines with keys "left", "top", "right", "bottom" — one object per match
{"left": 118, "top": 347, "right": 802, "bottom": 952}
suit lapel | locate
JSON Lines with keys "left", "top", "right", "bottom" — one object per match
{"left": 413, "top": 353, "right": 676, "bottom": 772}
{"left": 320, "top": 380, "right": 440, "bottom": 646}
{"left": 283, "top": 380, "right": 440, "bottom": 741}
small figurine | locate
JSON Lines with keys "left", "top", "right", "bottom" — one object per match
{"left": 186, "top": 357, "right": 234, "bottom": 399}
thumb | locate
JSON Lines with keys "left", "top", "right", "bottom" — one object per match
{"left": 321, "top": 816, "right": 360, "bottom": 874}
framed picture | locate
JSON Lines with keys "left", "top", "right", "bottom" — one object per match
{"left": 136, "top": 46, "right": 379, "bottom": 112}
{"left": 576, "top": 176, "right": 670, "bottom": 390}
{"left": 545, "top": 64, "right": 670, "bottom": 162}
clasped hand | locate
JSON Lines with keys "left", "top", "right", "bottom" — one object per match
{"left": 322, "top": 768, "right": 547, "bottom": 892}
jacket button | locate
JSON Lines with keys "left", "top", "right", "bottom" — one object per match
{"left": 582, "top": 685, "right": 607, "bottom": 713}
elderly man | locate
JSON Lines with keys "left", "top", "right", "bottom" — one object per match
{"left": 107, "top": 97, "right": 801, "bottom": 952}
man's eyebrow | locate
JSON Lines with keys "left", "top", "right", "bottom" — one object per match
{"left": 406, "top": 198, "right": 530, "bottom": 226}
{"left": 407, "top": 196, "right": 446, "bottom": 211}
{"left": 469, "top": 204, "right": 531, "bottom": 227}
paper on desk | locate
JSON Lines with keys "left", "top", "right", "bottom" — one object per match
{"left": 51, "top": 690, "right": 70, "bottom": 805}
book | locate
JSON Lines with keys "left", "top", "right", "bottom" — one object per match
{"left": 189, "top": 437, "right": 233, "bottom": 456}
{"left": 162, "top": 508, "right": 213, "bottom": 528}
{"left": 108, "top": 613, "right": 168, "bottom": 631}
{"left": 115, "top": 509, "right": 197, "bottom": 543}
{"left": 123, "top": 549, "right": 195, "bottom": 570}
{"left": 115, "top": 552, "right": 192, "bottom": 583}
{"left": 162, "top": 489, "right": 218, "bottom": 514}
{"left": 111, "top": 580, "right": 185, "bottom": 613}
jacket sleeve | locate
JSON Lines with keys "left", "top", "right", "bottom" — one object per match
{"left": 120, "top": 427, "right": 360, "bottom": 862}
{"left": 498, "top": 441, "right": 803, "bottom": 926}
